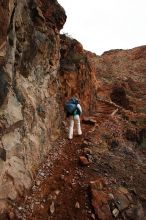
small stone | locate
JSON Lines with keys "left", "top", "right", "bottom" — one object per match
{"left": 109, "top": 193, "right": 114, "bottom": 200}
{"left": 36, "top": 180, "right": 41, "bottom": 186}
{"left": 55, "top": 190, "right": 60, "bottom": 195}
{"left": 18, "top": 206, "right": 23, "bottom": 210}
{"left": 63, "top": 169, "right": 69, "bottom": 175}
{"left": 31, "top": 204, "right": 34, "bottom": 210}
{"left": 79, "top": 156, "right": 90, "bottom": 166}
{"left": 75, "top": 202, "right": 80, "bottom": 209}
{"left": 52, "top": 195, "right": 57, "bottom": 200}
{"left": 60, "top": 174, "right": 65, "bottom": 180}
{"left": 83, "top": 140, "right": 89, "bottom": 146}
{"left": 112, "top": 208, "right": 119, "bottom": 217}
{"left": 86, "top": 154, "right": 93, "bottom": 163}
{"left": 91, "top": 213, "right": 96, "bottom": 219}
{"left": 129, "top": 188, "right": 137, "bottom": 195}
{"left": 84, "top": 148, "right": 92, "bottom": 155}
{"left": 40, "top": 172, "right": 45, "bottom": 177}
{"left": 118, "top": 187, "right": 128, "bottom": 194}
{"left": 115, "top": 193, "right": 130, "bottom": 211}
{"left": 41, "top": 204, "right": 44, "bottom": 209}
{"left": 50, "top": 201, "right": 55, "bottom": 214}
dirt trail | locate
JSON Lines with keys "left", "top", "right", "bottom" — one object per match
{"left": 14, "top": 103, "right": 115, "bottom": 220}
{"left": 14, "top": 104, "right": 146, "bottom": 220}
{"left": 15, "top": 122, "right": 99, "bottom": 220}
{"left": 13, "top": 103, "right": 113, "bottom": 220}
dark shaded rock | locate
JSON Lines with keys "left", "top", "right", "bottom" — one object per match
{"left": 115, "top": 193, "right": 130, "bottom": 211}
{"left": 110, "top": 140, "right": 119, "bottom": 150}
{"left": 0, "top": 211, "right": 9, "bottom": 220}
{"left": 82, "top": 117, "right": 96, "bottom": 125}
{"left": 0, "top": 148, "right": 6, "bottom": 161}
{"left": 125, "top": 203, "right": 145, "bottom": 220}
{"left": 37, "top": 105, "right": 46, "bottom": 119}
{"left": 39, "top": 0, "right": 66, "bottom": 30}
{"left": 110, "top": 86, "right": 131, "bottom": 110}
{"left": 125, "top": 128, "right": 140, "bottom": 143}
{"left": 0, "top": 67, "right": 9, "bottom": 106}
{"left": 84, "top": 147, "right": 93, "bottom": 155}
{"left": 0, "top": 0, "right": 9, "bottom": 46}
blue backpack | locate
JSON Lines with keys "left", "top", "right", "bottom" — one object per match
{"left": 64, "top": 98, "right": 78, "bottom": 116}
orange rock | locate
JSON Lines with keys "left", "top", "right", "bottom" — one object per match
{"left": 79, "top": 156, "right": 90, "bottom": 166}
{"left": 91, "top": 190, "right": 113, "bottom": 220}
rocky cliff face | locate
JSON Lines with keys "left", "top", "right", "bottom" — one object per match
{"left": 59, "top": 35, "right": 146, "bottom": 115}
{"left": 0, "top": 0, "right": 66, "bottom": 211}
{"left": 0, "top": 0, "right": 146, "bottom": 215}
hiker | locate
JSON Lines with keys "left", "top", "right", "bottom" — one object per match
{"left": 64, "top": 96, "right": 82, "bottom": 139}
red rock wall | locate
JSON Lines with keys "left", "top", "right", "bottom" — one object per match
{"left": 0, "top": 0, "right": 66, "bottom": 211}
{"left": 59, "top": 35, "right": 146, "bottom": 115}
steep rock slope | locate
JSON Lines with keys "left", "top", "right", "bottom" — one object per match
{"left": 0, "top": 0, "right": 66, "bottom": 211}
{"left": 60, "top": 35, "right": 146, "bottom": 115}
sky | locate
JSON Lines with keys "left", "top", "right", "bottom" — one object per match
{"left": 58, "top": 0, "right": 146, "bottom": 55}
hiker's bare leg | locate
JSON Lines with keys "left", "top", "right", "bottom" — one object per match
{"left": 68, "top": 116, "right": 74, "bottom": 139}
{"left": 74, "top": 115, "right": 82, "bottom": 135}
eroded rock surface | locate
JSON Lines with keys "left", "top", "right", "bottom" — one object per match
{"left": 0, "top": 0, "right": 66, "bottom": 211}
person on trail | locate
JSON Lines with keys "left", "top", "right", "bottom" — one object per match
{"left": 64, "top": 96, "right": 82, "bottom": 140}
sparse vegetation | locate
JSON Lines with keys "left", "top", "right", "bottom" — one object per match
{"left": 70, "top": 52, "right": 86, "bottom": 64}
{"left": 140, "top": 137, "right": 146, "bottom": 148}
{"left": 62, "top": 32, "right": 73, "bottom": 39}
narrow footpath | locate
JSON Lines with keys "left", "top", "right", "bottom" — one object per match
{"left": 16, "top": 122, "right": 98, "bottom": 220}
{"left": 14, "top": 105, "right": 146, "bottom": 220}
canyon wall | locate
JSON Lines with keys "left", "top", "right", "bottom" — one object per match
{"left": 0, "top": 0, "right": 66, "bottom": 210}
{"left": 59, "top": 35, "right": 146, "bottom": 115}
